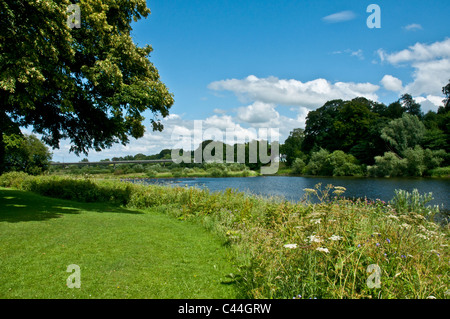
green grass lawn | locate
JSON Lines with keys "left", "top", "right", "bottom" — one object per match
{"left": 0, "top": 187, "right": 238, "bottom": 299}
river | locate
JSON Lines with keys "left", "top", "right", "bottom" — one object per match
{"left": 131, "top": 176, "right": 450, "bottom": 210}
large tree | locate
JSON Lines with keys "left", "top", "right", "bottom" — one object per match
{"left": 0, "top": 0, "right": 174, "bottom": 173}
{"left": 380, "top": 113, "right": 426, "bottom": 157}
{"left": 282, "top": 128, "right": 305, "bottom": 166}
{"left": 399, "top": 94, "right": 423, "bottom": 119}
{"left": 440, "top": 79, "right": 450, "bottom": 113}
{"left": 4, "top": 133, "right": 52, "bottom": 175}
{"left": 302, "top": 98, "right": 385, "bottom": 164}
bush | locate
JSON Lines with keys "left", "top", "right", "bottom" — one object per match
{"left": 389, "top": 188, "right": 440, "bottom": 219}
{"left": 291, "top": 158, "right": 306, "bottom": 174}
{"left": 304, "top": 149, "right": 363, "bottom": 176}
{"left": 146, "top": 169, "right": 158, "bottom": 178}
{"left": 429, "top": 166, "right": 450, "bottom": 177}
{"left": 368, "top": 152, "right": 407, "bottom": 177}
{"left": 133, "top": 164, "right": 145, "bottom": 173}
{"left": 0, "top": 171, "right": 33, "bottom": 188}
{"left": 207, "top": 167, "right": 228, "bottom": 177}
{"left": 326, "top": 151, "right": 362, "bottom": 176}
{"left": 305, "top": 148, "right": 330, "bottom": 175}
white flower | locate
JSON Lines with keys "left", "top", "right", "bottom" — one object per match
{"left": 316, "top": 247, "right": 330, "bottom": 253}
{"left": 400, "top": 223, "right": 411, "bottom": 229}
{"left": 308, "top": 235, "right": 323, "bottom": 243}
{"left": 329, "top": 235, "right": 343, "bottom": 241}
{"left": 311, "top": 219, "right": 321, "bottom": 224}
{"left": 284, "top": 244, "right": 298, "bottom": 249}
{"left": 416, "top": 234, "right": 428, "bottom": 240}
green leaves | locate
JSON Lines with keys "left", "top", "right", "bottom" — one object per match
{"left": 1, "top": 0, "right": 173, "bottom": 159}
{"left": 381, "top": 113, "right": 426, "bottom": 156}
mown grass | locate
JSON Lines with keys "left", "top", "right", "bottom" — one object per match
{"left": 0, "top": 187, "right": 238, "bottom": 299}
{"left": 0, "top": 172, "right": 449, "bottom": 299}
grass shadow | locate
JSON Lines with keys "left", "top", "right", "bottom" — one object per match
{"left": 0, "top": 188, "right": 143, "bottom": 223}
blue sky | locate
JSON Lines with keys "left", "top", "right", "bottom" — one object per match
{"left": 50, "top": 0, "right": 450, "bottom": 161}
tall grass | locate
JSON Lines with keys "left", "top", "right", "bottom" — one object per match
{"left": 1, "top": 172, "right": 448, "bottom": 299}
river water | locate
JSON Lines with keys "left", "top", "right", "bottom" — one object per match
{"left": 131, "top": 176, "right": 450, "bottom": 210}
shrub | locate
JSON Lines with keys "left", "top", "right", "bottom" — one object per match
{"left": 368, "top": 152, "right": 408, "bottom": 177}
{"left": 0, "top": 171, "right": 33, "bottom": 188}
{"left": 146, "top": 169, "right": 158, "bottom": 178}
{"left": 305, "top": 148, "right": 330, "bottom": 175}
{"left": 389, "top": 188, "right": 440, "bottom": 219}
{"left": 133, "top": 164, "right": 145, "bottom": 173}
{"left": 291, "top": 158, "right": 306, "bottom": 174}
{"left": 429, "top": 166, "right": 450, "bottom": 177}
{"left": 304, "top": 149, "right": 363, "bottom": 176}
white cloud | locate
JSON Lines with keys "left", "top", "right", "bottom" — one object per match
{"left": 404, "top": 58, "right": 450, "bottom": 96}
{"left": 378, "top": 38, "right": 450, "bottom": 96}
{"left": 379, "top": 38, "right": 450, "bottom": 65}
{"left": 208, "top": 75, "right": 379, "bottom": 109}
{"left": 332, "top": 49, "right": 364, "bottom": 60}
{"left": 414, "top": 95, "right": 444, "bottom": 113}
{"left": 235, "top": 101, "right": 279, "bottom": 124}
{"left": 380, "top": 75, "right": 403, "bottom": 92}
{"left": 403, "top": 23, "right": 423, "bottom": 31}
{"left": 322, "top": 10, "right": 356, "bottom": 23}
{"left": 203, "top": 114, "right": 237, "bottom": 130}
{"left": 351, "top": 49, "right": 364, "bottom": 60}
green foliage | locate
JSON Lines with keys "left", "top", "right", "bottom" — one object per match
{"left": 428, "top": 166, "right": 450, "bottom": 177}
{"left": 304, "top": 149, "right": 363, "bottom": 176}
{"left": 293, "top": 85, "right": 449, "bottom": 173}
{"left": 403, "top": 146, "right": 427, "bottom": 176}
{"left": 0, "top": 0, "right": 173, "bottom": 162}
{"left": 291, "top": 158, "right": 306, "bottom": 174}
{"left": 146, "top": 169, "right": 158, "bottom": 178}
{"left": 389, "top": 189, "right": 439, "bottom": 219}
{"left": 3, "top": 134, "right": 52, "bottom": 175}
{"left": 302, "top": 98, "right": 384, "bottom": 164}
{"left": 368, "top": 147, "right": 446, "bottom": 177}
{"left": 305, "top": 148, "right": 330, "bottom": 175}
{"left": 368, "top": 152, "right": 408, "bottom": 177}
{"left": 132, "top": 164, "right": 145, "bottom": 173}
{"left": 400, "top": 94, "right": 423, "bottom": 119}
{"left": 282, "top": 128, "right": 305, "bottom": 166}
{"left": 381, "top": 113, "right": 426, "bottom": 156}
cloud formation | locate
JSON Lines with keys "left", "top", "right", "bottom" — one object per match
{"left": 378, "top": 38, "right": 450, "bottom": 97}
{"left": 322, "top": 10, "right": 356, "bottom": 23}
{"left": 208, "top": 75, "right": 379, "bottom": 109}
{"left": 403, "top": 23, "right": 423, "bottom": 31}
{"left": 380, "top": 75, "right": 403, "bottom": 92}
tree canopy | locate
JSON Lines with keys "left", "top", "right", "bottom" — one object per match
{"left": 0, "top": 0, "right": 174, "bottom": 173}
{"left": 4, "top": 134, "right": 52, "bottom": 175}
{"left": 285, "top": 80, "right": 450, "bottom": 172}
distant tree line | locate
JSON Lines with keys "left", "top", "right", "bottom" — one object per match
{"left": 282, "top": 80, "right": 450, "bottom": 177}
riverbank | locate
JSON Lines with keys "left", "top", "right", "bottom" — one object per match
{"left": 1, "top": 172, "right": 449, "bottom": 299}
{"left": 48, "top": 162, "right": 450, "bottom": 180}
